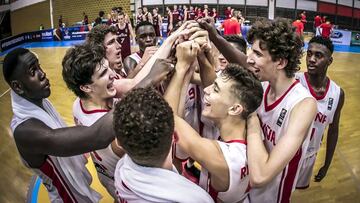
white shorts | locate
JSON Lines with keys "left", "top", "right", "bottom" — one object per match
{"left": 296, "top": 153, "right": 317, "bottom": 189}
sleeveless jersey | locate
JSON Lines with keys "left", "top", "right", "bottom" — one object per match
{"left": 172, "top": 10, "right": 181, "bottom": 24}
{"left": 143, "top": 12, "right": 151, "bottom": 22}
{"left": 296, "top": 72, "right": 340, "bottom": 157}
{"left": 152, "top": 14, "right": 161, "bottom": 36}
{"left": 136, "top": 14, "right": 143, "bottom": 25}
{"left": 116, "top": 23, "right": 131, "bottom": 61}
{"left": 73, "top": 97, "right": 120, "bottom": 198}
{"left": 248, "top": 80, "right": 313, "bottom": 203}
{"left": 200, "top": 140, "right": 250, "bottom": 203}
{"left": 188, "top": 10, "right": 196, "bottom": 20}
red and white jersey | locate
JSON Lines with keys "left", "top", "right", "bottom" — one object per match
{"left": 128, "top": 52, "right": 142, "bottom": 64}
{"left": 73, "top": 97, "right": 120, "bottom": 198}
{"left": 296, "top": 72, "right": 340, "bottom": 157}
{"left": 200, "top": 140, "right": 249, "bottom": 203}
{"left": 10, "top": 91, "right": 101, "bottom": 202}
{"left": 249, "top": 80, "right": 313, "bottom": 203}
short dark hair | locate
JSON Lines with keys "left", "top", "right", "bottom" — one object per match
{"left": 221, "top": 63, "right": 263, "bottom": 119}
{"left": 62, "top": 43, "right": 105, "bottom": 99}
{"left": 99, "top": 11, "right": 105, "bottom": 17}
{"left": 309, "top": 36, "right": 334, "bottom": 54}
{"left": 223, "top": 35, "right": 247, "bottom": 54}
{"left": 113, "top": 87, "right": 174, "bottom": 167}
{"left": 135, "top": 21, "right": 155, "bottom": 34}
{"left": 247, "top": 17, "right": 303, "bottom": 78}
{"left": 87, "top": 24, "right": 118, "bottom": 47}
{"left": 3, "top": 48, "right": 36, "bottom": 85}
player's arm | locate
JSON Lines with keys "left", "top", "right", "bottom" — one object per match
{"left": 197, "top": 18, "right": 249, "bottom": 69}
{"left": 247, "top": 97, "right": 317, "bottom": 187}
{"left": 14, "top": 111, "right": 115, "bottom": 157}
{"left": 158, "top": 15, "right": 163, "bottom": 37}
{"left": 197, "top": 43, "right": 217, "bottom": 87}
{"left": 174, "top": 116, "right": 229, "bottom": 191}
{"left": 315, "top": 88, "right": 345, "bottom": 182}
{"left": 128, "top": 23, "right": 136, "bottom": 41}
{"left": 148, "top": 13, "right": 153, "bottom": 24}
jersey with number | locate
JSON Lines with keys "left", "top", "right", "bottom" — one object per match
{"left": 200, "top": 140, "right": 250, "bottom": 203}
{"left": 248, "top": 80, "right": 313, "bottom": 203}
{"left": 296, "top": 72, "right": 340, "bottom": 157}
{"left": 73, "top": 97, "right": 120, "bottom": 198}
{"left": 116, "top": 23, "right": 131, "bottom": 61}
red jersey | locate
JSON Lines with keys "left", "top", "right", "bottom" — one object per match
{"left": 224, "top": 9, "right": 232, "bottom": 19}
{"left": 153, "top": 14, "right": 161, "bottom": 36}
{"left": 320, "top": 23, "right": 333, "bottom": 38}
{"left": 136, "top": 14, "right": 143, "bottom": 25}
{"left": 222, "top": 19, "right": 240, "bottom": 35}
{"left": 314, "top": 15, "right": 322, "bottom": 27}
{"left": 196, "top": 9, "right": 203, "bottom": 19}
{"left": 188, "top": 10, "right": 196, "bottom": 20}
{"left": 116, "top": 23, "right": 131, "bottom": 60}
{"left": 172, "top": 10, "right": 181, "bottom": 23}
{"left": 292, "top": 20, "right": 304, "bottom": 36}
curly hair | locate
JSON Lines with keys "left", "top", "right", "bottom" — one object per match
{"left": 113, "top": 87, "right": 174, "bottom": 167}
{"left": 309, "top": 36, "right": 334, "bottom": 54}
{"left": 247, "top": 17, "right": 303, "bottom": 78}
{"left": 86, "top": 24, "right": 118, "bottom": 47}
{"left": 223, "top": 35, "right": 247, "bottom": 54}
{"left": 135, "top": 21, "right": 155, "bottom": 34}
{"left": 62, "top": 43, "right": 105, "bottom": 99}
{"left": 221, "top": 63, "right": 263, "bottom": 119}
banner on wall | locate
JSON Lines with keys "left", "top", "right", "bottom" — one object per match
{"left": 61, "top": 26, "right": 89, "bottom": 41}
{"left": 329, "top": 29, "right": 352, "bottom": 46}
{"left": 351, "top": 31, "right": 360, "bottom": 46}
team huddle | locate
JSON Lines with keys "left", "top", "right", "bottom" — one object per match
{"left": 3, "top": 16, "right": 344, "bottom": 203}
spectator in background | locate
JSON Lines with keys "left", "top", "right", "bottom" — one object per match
{"left": 211, "top": 8, "right": 218, "bottom": 22}
{"left": 225, "top": 6, "right": 232, "bottom": 19}
{"left": 301, "top": 11, "right": 307, "bottom": 24}
{"left": 83, "top": 12, "right": 89, "bottom": 25}
{"left": 237, "top": 10, "right": 245, "bottom": 24}
{"left": 222, "top": 10, "right": 241, "bottom": 36}
{"left": 293, "top": 15, "right": 304, "bottom": 37}
{"left": 93, "top": 10, "right": 105, "bottom": 27}
{"left": 314, "top": 14, "right": 322, "bottom": 34}
{"left": 58, "top": 15, "right": 63, "bottom": 28}
{"left": 320, "top": 18, "right": 333, "bottom": 38}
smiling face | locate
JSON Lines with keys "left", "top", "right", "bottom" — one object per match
{"left": 12, "top": 52, "right": 51, "bottom": 101}
{"left": 103, "top": 32, "right": 122, "bottom": 72}
{"left": 246, "top": 40, "right": 278, "bottom": 81}
{"left": 306, "top": 43, "right": 332, "bottom": 76}
{"left": 83, "top": 59, "right": 116, "bottom": 100}
{"left": 202, "top": 76, "right": 238, "bottom": 123}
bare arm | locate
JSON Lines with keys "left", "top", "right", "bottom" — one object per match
{"left": 247, "top": 97, "right": 317, "bottom": 187}
{"left": 14, "top": 111, "right": 115, "bottom": 164}
{"left": 315, "top": 88, "right": 345, "bottom": 181}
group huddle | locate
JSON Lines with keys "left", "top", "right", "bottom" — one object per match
{"left": 3, "top": 17, "right": 344, "bottom": 203}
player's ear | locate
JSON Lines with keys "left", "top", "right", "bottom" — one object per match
{"left": 11, "top": 80, "right": 24, "bottom": 95}
{"left": 228, "top": 103, "right": 243, "bottom": 116}
{"left": 172, "top": 131, "right": 179, "bottom": 143}
{"left": 80, "top": 84, "right": 92, "bottom": 93}
{"left": 276, "top": 58, "right": 288, "bottom": 70}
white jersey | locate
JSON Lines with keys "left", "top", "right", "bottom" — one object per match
{"left": 73, "top": 97, "right": 120, "bottom": 198}
{"left": 10, "top": 91, "right": 101, "bottom": 203}
{"left": 248, "top": 80, "right": 313, "bottom": 203}
{"left": 200, "top": 140, "right": 249, "bottom": 203}
{"left": 296, "top": 72, "right": 341, "bottom": 157}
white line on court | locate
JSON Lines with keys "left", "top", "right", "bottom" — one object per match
{"left": 0, "top": 88, "right": 10, "bottom": 98}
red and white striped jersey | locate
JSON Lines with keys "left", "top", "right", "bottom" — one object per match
{"left": 296, "top": 72, "right": 341, "bottom": 157}
{"left": 248, "top": 80, "right": 313, "bottom": 203}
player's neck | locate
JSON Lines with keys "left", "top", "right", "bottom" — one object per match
{"left": 219, "top": 118, "right": 246, "bottom": 142}
{"left": 160, "top": 149, "right": 173, "bottom": 170}
{"left": 306, "top": 72, "right": 328, "bottom": 91}
{"left": 81, "top": 97, "right": 113, "bottom": 111}
{"left": 268, "top": 75, "right": 296, "bottom": 102}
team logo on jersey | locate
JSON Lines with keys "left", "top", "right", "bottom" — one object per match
{"left": 328, "top": 98, "right": 334, "bottom": 110}
{"left": 277, "top": 108, "right": 287, "bottom": 127}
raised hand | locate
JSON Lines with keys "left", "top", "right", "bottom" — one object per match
{"left": 147, "top": 58, "right": 175, "bottom": 86}
{"left": 141, "top": 46, "right": 159, "bottom": 65}
{"left": 176, "top": 41, "right": 200, "bottom": 69}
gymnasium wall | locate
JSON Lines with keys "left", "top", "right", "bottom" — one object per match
{"left": 10, "top": 0, "right": 51, "bottom": 35}
{"left": 52, "top": 0, "right": 130, "bottom": 27}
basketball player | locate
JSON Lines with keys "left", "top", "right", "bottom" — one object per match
{"left": 113, "top": 87, "right": 214, "bottom": 203}
{"left": 123, "top": 21, "right": 158, "bottom": 77}
{"left": 152, "top": 8, "right": 163, "bottom": 39}
{"left": 197, "top": 18, "right": 317, "bottom": 202}
{"left": 136, "top": 7, "right": 143, "bottom": 25}
{"left": 296, "top": 36, "right": 344, "bottom": 188}
{"left": 165, "top": 42, "right": 263, "bottom": 202}
{"left": 116, "top": 12, "right": 135, "bottom": 61}
{"left": 107, "top": 7, "right": 118, "bottom": 26}
{"left": 3, "top": 48, "right": 116, "bottom": 202}
{"left": 62, "top": 43, "right": 125, "bottom": 200}
{"left": 142, "top": 6, "right": 153, "bottom": 24}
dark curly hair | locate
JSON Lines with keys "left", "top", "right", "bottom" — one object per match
{"left": 62, "top": 43, "right": 105, "bottom": 99}
{"left": 247, "top": 17, "right": 303, "bottom": 78}
{"left": 113, "top": 87, "right": 174, "bottom": 167}
{"left": 308, "top": 36, "right": 334, "bottom": 54}
{"left": 223, "top": 35, "right": 247, "bottom": 54}
{"left": 86, "top": 24, "right": 118, "bottom": 47}
{"left": 221, "top": 63, "right": 263, "bottom": 119}
{"left": 135, "top": 21, "right": 155, "bottom": 34}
